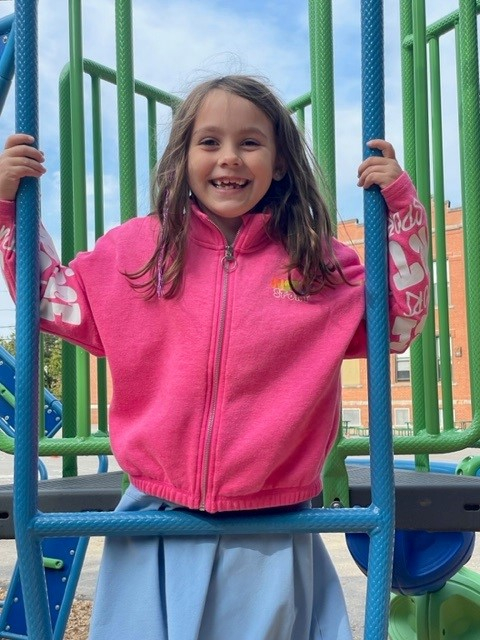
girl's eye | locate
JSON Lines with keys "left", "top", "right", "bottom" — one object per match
{"left": 243, "top": 139, "right": 260, "bottom": 147}
{"left": 199, "top": 138, "right": 217, "bottom": 147}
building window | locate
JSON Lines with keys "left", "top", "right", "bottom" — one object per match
{"left": 341, "top": 359, "right": 361, "bottom": 386}
{"left": 395, "top": 348, "right": 410, "bottom": 382}
{"left": 342, "top": 408, "right": 361, "bottom": 428}
{"left": 394, "top": 408, "right": 410, "bottom": 428}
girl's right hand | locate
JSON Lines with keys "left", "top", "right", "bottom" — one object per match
{"left": 0, "top": 133, "right": 46, "bottom": 201}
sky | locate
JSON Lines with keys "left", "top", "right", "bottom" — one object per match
{"left": 0, "top": 0, "right": 473, "bottom": 335}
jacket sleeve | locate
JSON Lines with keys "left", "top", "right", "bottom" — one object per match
{"left": 0, "top": 199, "right": 105, "bottom": 356}
{"left": 346, "top": 171, "right": 430, "bottom": 357}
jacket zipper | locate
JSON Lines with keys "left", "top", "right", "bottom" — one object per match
{"left": 200, "top": 243, "right": 238, "bottom": 510}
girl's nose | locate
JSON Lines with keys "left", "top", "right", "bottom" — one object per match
{"left": 219, "top": 145, "right": 241, "bottom": 166}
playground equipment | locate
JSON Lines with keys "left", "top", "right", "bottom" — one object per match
{"left": 1, "top": 1, "right": 480, "bottom": 639}
{"left": 389, "top": 566, "right": 480, "bottom": 640}
{"left": 347, "top": 528, "right": 476, "bottom": 596}
{"left": 0, "top": 345, "right": 61, "bottom": 480}
{"left": 6, "top": 1, "right": 397, "bottom": 639}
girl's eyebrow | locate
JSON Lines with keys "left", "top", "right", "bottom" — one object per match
{"left": 192, "top": 126, "right": 269, "bottom": 140}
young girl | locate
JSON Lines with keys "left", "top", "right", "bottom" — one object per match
{"left": 0, "top": 75, "right": 429, "bottom": 640}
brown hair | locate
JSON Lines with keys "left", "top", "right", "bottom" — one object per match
{"left": 128, "top": 75, "right": 345, "bottom": 298}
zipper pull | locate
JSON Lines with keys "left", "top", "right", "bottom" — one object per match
{"left": 222, "top": 244, "right": 238, "bottom": 272}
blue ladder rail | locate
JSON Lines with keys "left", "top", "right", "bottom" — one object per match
{"left": 12, "top": 1, "right": 394, "bottom": 639}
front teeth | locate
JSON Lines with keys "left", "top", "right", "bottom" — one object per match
{"left": 212, "top": 179, "right": 247, "bottom": 188}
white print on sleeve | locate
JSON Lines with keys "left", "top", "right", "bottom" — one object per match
{"left": 390, "top": 227, "right": 429, "bottom": 292}
{"left": 0, "top": 224, "right": 14, "bottom": 272}
{"left": 39, "top": 227, "right": 81, "bottom": 326}
{"left": 388, "top": 199, "right": 425, "bottom": 237}
{"left": 390, "top": 317, "right": 418, "bottom": 352}
{"left": 388, "top": 211, "right": 430, "bottom": 350}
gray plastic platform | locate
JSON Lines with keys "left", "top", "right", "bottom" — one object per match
{"left": 313, "top": 466, "right": 480, "bottom": 531}
{"left": 0, "top": 467, "right": 479, "bottom": 539}
{"left": 0, "top": 471, "right": 124, "bottom": 539}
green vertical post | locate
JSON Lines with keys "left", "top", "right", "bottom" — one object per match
{"left": 310, "top": 0, "right": 345, "bottom": 505}
{"left": 91, "top": 75, "right": 109, "bottom": 434}
{"left": 115, "top": 0, "right": 137, "bottom": 221}
{"left": 147, "top": 97, "right": 158, "bottom": 210}
{"left": 400, "top": 0, "right": 427, "bottom": 452}
{"left": 59, "top": 69, "right": 78, "bottom": 476}
{"left": 412, "top": 0, "right": 439, "bottom": 452}
{"left": 429, "top": 37, "right": 454, "bottom": 431}
{"left": 147, "top": 98, "right": 157, "bottom": 172}
{"left": 296, "top": 107, "right": 305, "bottom": 134}
{"left": 458, "top": 1, "right": 480, "bottom": 411}
{"left": 309, "top": 0, "right": 337, "bottom": 222}
{"left": 69, "top": 0, "right": 91, "bottom": 440}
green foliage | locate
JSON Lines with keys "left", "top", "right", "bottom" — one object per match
{"left": 42, "top": 334, "right": 63, "bottom": 400}
{"left": 0, "top": 332, "right": 63, "bottom": 400}
{"left": 0, "top": 331, "right": 15, "bottom": 356}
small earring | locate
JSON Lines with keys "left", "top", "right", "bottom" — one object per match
{"left": 273, "top": 170, "right": 284, "bottom": 181}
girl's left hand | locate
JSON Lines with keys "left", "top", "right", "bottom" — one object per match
{"left": 357, "top": 139, "right": 403, "bottom": 190}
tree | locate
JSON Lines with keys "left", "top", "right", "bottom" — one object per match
{"left": 42, "top": 334, "right": 63, "bottom": 399}
{"left": 0, "top": 331, "right": 15, "bottom": 356}
{"left": 0, "top": 332, "right": 63, "bottom": 400}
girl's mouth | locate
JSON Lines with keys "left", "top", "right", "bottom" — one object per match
{"left": 211, "top": 178, "right": 249, "bottom": 189}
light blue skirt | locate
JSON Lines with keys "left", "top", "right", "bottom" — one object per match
{"left": 88, "top": 484, "right": 353, "bottom": 640}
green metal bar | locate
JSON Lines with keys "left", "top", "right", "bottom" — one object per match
{"left": 82, "top": 58, "right": 181, "bottom": 108}
{"left": 309, "top": 0, "right": 343, "bottom": 504}
{"left": 458, "top": 0, "right": 480, "bottom": 413}
{"left": 412, "top": 0, "right": 438, "bottom": 445}
{"left": 295, "top": 107, "right": 305, "bottom": 133}
{"left": 59, "top": 68, "right": 78, "bottom": 477}
{"left": 403, "top": 0, "right": 480, "bottom": 46}
{"left": 0, "top": 431, "right": 112, "bottom": 456}
{"left": 92, "top": 76, "right": 104, "bottom": 241}
{"left": 147, "top": 97, "right": 157, "bottom": 173}
{"left": 0, "top": 381, "right": 15, "bottom": 407}
{"left": 42, "top": 557, "right": 64, "bottom": 570}
{"left": 287, "top": 91, "right": 311, "bottom": 113}
{"left": 308, "top": 0, "right": 336, "bottom": 219}
{"left": 335, "top": 416, "right": 480, "bottom": 456}
{"left": 69, "top": 0, "right": 91, "bottom": 440}
{"left": 115, "top": 0, "right": 137, "bottom": 222}
{"left": 429, "top": 36, "right": 454, "bottom": 431}
{"left": 455, "top": 35, "right": 466, "bottom": 218}
{"left": 400, "top": 0, "right": 427, "bottom": 449}
{"left": 91, "top": 74, "right": 109, "bottom": 435}
{"left": 147, "top": 97, "right": 158, "bottom": 210}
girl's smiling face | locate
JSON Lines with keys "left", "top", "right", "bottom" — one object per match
{"left": 187, "top": 89, "right": 283, "bottom": 242}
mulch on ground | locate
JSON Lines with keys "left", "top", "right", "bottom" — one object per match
{"left": 0, "top": 587, "right": 92, "bottom": 640}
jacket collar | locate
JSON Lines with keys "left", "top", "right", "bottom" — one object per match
{"left": 189, "top": 201, "right": 272, "bottom": 253}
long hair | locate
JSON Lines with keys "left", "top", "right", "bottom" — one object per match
{"left": 128, "top": 75, "right": 346, "bottom": 298}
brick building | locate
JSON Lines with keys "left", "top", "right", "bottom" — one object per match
{"left": 339, "top": 200, "right": 471, "bottom": 433}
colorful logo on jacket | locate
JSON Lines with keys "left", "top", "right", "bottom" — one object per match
{"left": 271, "top": 277, "right": 310, "bottom": 302}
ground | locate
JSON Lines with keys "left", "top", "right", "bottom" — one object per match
{"left": 0, "top": 588, "right": 91, "bottom": 640}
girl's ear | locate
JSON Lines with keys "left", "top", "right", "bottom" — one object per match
{"left": 273, "top": 159, "right": 287, "bottom": 182}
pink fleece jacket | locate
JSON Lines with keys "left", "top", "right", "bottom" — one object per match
{"left": 0, "top": 172, "right": 429, "bottom": 512}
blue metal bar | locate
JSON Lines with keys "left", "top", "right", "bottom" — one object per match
{"left": 0, "top": 14, "right": 15, "bottom": 113}
{"left": 31, "top": 505, "right": 382, "bottom": 538}
{"left": 361, "top": 1, "right": 396, "bottom": 638}
{"left": 13, "top": 1, "right": 54, "bottom": 638}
